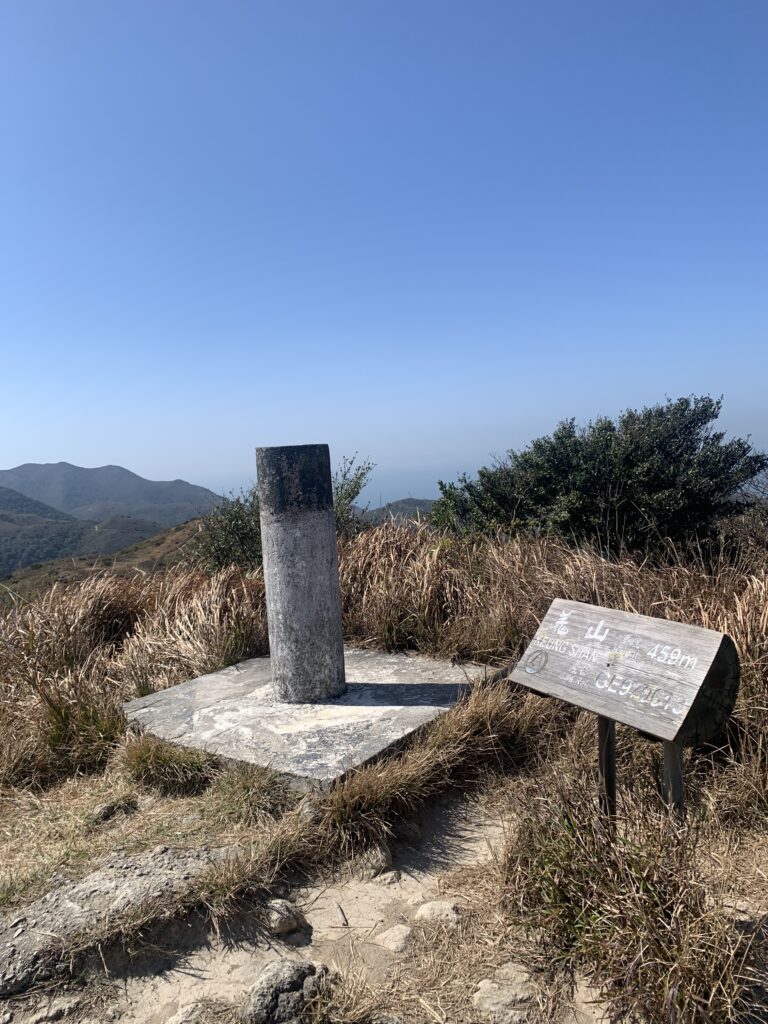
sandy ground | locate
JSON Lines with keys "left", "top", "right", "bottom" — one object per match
{"left": 1, "top": 792, "right": 516, "bottom": 1024}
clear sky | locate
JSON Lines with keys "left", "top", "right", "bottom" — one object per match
{"left": 1, "top": 1, "right": 766, "bottom": 503}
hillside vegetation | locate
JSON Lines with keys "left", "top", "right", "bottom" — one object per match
{"left": 2, "top": 402, "right": 768, "bottom": 1020}
{"left": 434, "top": 396, "right": 767, "bottom": 552}
{"left": 0, "top": 485, "right": 166, "bottom": 578}
{"left": 0, "top": 518, "right": 202, "bottom": 603}
{"left": 1, "top": 522, "right": 767, "bottom": 1020}
{"left": 0, "top": 462, "right": 221, "bottom": 576}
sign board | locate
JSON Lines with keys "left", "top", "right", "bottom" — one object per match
{"left": 511, "top": 599, "right": 739, "bottom": 745}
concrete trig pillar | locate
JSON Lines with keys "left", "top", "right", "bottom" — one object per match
{"left": 256, "top": 444, "right": 347, "bottom": 703}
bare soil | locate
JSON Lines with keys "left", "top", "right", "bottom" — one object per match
{"left": 1, "top": 789, "right": 604, "bottom": 1024}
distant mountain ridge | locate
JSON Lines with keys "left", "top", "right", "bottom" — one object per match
{"left": 363, "top": 497, "right": 435, "bottom": 524}
{"left": 0, "top": 483, "right": 165, "bottom": 577}
{"left": 0, "top": 486, "right": 74, "bottom": 522}
{"left": 0, "top": 463, "right": 221, "bottom": 577}
{"left": 0, "top": 462, "right": 221, "bottom": 527}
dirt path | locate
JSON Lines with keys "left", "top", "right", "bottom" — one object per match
{"left": 4, "top": 793, "right": 507, "bottom": 1024}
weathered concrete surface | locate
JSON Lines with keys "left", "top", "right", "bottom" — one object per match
{"left": 0, "top": 844, "right": 239, "bottom": 997}
{"left": 124, "top": 648, "right": 474, "bottom": 785}
{"left": 257, "top": 444, "right": 346, "bottom": 703}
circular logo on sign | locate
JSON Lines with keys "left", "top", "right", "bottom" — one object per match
{"left": 524, "top": 650, "right": 548, "bottom": 675}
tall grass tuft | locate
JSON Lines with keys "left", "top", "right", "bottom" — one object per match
{"left": 501, "top": 774, "right": 761, "bottom": 1023}
{"left": 0, "top": 567, "right": 266, "bottom": 787}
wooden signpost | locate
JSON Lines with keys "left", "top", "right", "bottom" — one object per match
{"left": 511, "top": 599, "right": 740, "bottom": 816}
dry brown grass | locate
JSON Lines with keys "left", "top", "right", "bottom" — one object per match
{"left": 0, "top": 567, "right": 266, "bottom": 787}
{"left": 1, "top": 523, "right": 768, "bottom": 1018}
{"left": 2, "top": 523, "right": 766, "bottom": 796}
{"left": 500, "top": 768, "right": 761, "bottom": 1023}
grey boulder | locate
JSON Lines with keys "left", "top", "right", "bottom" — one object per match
{"left": 240, "top": 960, "right": 327, "bottom": 1024}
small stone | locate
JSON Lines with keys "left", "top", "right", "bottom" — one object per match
{"left": 296, "top": 796, "right": 323, "bottom": 825}
{"left": 569, "top": 974, "right": 606, "bottom": 1024}
{"left": 87, "top": 795, "right": 138, "bottom": 827}
{"left": 1, "top": 1012, "right": 13, "bottom": 1024}
{"left": 266, "top": 899, "right": 308, "bottom": 937}
{"left": 414, "top": 900, "right": 461, "bottom": 928}
{"left": 240, "top": 960, "right": 327, "bottom": 1024}
{"left": 28, "top": 1009, "right": 66, "bottom": 1024}
{"left": 722, "top": 897, "right": 757, "bottom": 929}
{"left": 377, "top": 869, "right": 401, "bottom": 886}
{"left": 359, "top": 841, "right": 393, "bottom": 879}
{"left": 494, "top": 962, "right": 536, "bottom": 997}
{"left": 374, "top": 924, "right": 412, "bottom": 953}
{"left": 472, "top": 963, "right": 537, "bottom": 1024}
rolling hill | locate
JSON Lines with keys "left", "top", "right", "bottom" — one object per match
{"left": 0, "top": 462, "right": 221, "bottom": 527}
{"left": 0, "top": 518, "right": 202, "bottom": 603}
{"left": 0, "top": 487, "right": 90, "bottom": 577}
{"left": 0, "top": 485, "right": 164, "bottom": 578}
{"left": 363, "top": 497, "right": 435, "bottom": 523}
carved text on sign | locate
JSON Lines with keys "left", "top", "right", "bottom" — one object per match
{"left": 511, "top": 599, "right": 739, "bottom": 744}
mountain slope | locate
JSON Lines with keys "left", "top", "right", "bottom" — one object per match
{"left": 0, "top": 519, "right": 202, "bottom": 604}
{"left": 0, "top": 486, "right": 74, "bottom": 522}
{"left": 0, "top": 486, "right": 91, "bottom": 576}
{"left": 0, "top": 463, "right": 221, "bottom": 527}
{"left": 0, "top": 486, "right": 164, "bottom": 577}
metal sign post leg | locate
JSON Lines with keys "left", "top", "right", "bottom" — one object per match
{"left": 597, "top": 715, "right": 617, "bottom": 824}
{"left": 662, "top": 740, "right": 685, "bottom": 815}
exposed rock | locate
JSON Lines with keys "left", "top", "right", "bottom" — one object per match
{"left": 722, "top": 896, "right": 759, "bottom": 930}
{"left": 86, "top": 795, "right": 139, "bottom": 827}
{"left": 377, "top": 869, "right": 402, "bottom": 886}
{"left": 295, "top": 796, "right": 324, "bottom": 826}
{"left": 27, "top": 1005, "right": 70, "bottom": 1024}
{"left": 239, "top": 960, "right": 328, "bottom": 1024}
{"left": 358, "top": 842, "right": 393, "bottom": 879}
{"left": 413, "top": 900, "right": 461, "bottom": 928}
{"left": 472, "top": 962, "right": 537, "bottom": 1024}
{"left": 567, "top": 974, "right": 607, "bottom": 1023}
{"left": 0, "top": 844, "right": 240, "bottom": 996}
{"left": 373, "top": 924, "right": 412, "bottom": 953}
{"left": 265, "top": 899, "right": 307, "bottom": 937}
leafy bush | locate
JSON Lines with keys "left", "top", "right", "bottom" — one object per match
{"left": 193, "top": 455, "right": 374, "bottom": 571}
{"left": 432, "top": 396, "right": 767, "bottom": 553}
{"left": 332, "top": 453, "right": 375, "bottom": 539}
{"left": 192, "top": 485, "right": 263, "bottom": 572}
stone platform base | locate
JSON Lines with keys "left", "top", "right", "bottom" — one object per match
{"left": 124, "top": 648, "right": 478, "bottom": 786}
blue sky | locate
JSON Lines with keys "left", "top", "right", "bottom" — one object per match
{"left": 1, "top": 1, "right": 766, "bottom": 503}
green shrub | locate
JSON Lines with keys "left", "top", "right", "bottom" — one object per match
{"left": 332, "top": 453, "right": 375, "bottom": 539}
{"left": 432, "top": 396, "right": 767, "bottom": 553}
{"left": 192, "top": 485, "right": 263, "bottom": 572}
{"left": 193, "top": 455, "right": 375, "bottom": 571}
